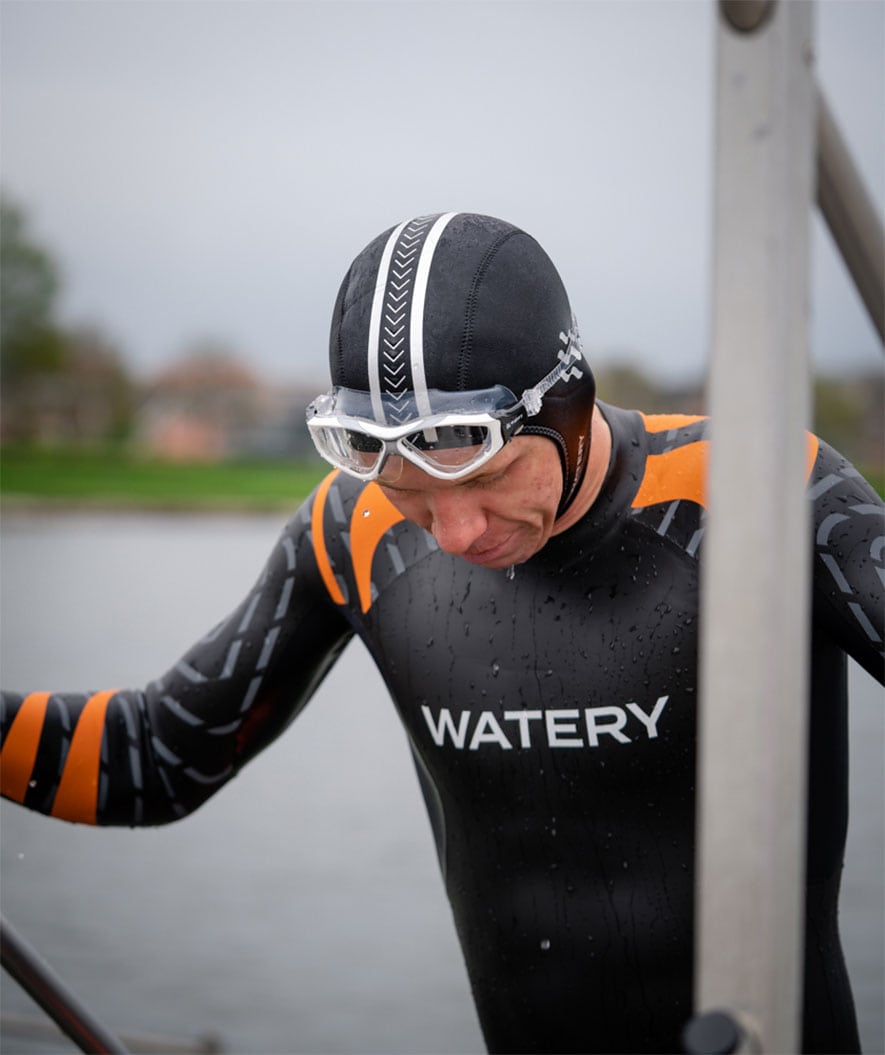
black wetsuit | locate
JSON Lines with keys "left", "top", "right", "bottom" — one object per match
{"left": 2, "top": 404, "right": 883, "bottom": 1054}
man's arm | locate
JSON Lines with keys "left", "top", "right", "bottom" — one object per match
{"left": 0, "top": 492, "right": 353, "bottom": 826}
{"left": 809, "top": 438, "right": 884, "bottom": 685}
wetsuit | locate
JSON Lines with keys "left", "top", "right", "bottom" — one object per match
{"left": 2, "top": 403, "right": 883, "bottom": 1054}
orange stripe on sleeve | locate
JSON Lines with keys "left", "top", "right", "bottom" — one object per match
{"left": 50, "top": 689, "right": 116, "bottom": 825}
{"left": 1, "top": 692, "right": 51, "bottom": 803}
{"left": 805, "top": 432, "right": 819, "bottom": 481}
{"left": 311, "top": 471, "right": 346, "bottom": 605}
{"left": 351, "top": 484, "right": 406, "bottom": 613}
{"left": 632, "top": 441, "right": 710, "bottom": 511}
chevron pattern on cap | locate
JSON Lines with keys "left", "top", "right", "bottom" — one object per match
{"left": 367, "top": 213, "right": 457, "bottom": 423}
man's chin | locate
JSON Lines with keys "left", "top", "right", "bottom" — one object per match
{"left": 461, "top": 537, "right": 539, "bottom": 569}
{"left": 460, "top": 543, "right": 512, "bottom": 569}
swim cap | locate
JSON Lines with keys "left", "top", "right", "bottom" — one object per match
{"left": 328, "top": 212, "right": 596, "bottom": 516}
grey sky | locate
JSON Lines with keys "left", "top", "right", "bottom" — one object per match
{"left": 2, "top": 0, "right": 883, "bottom": 387}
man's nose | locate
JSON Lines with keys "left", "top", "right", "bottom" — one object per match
{"left": 428, "top": 491, "right": 488, "bottom": 556}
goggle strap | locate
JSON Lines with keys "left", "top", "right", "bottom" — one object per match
{"left": 520, "top": 319, "right": 582, "bottom": 417}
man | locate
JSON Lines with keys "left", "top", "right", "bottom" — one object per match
{"left": 2, "top": 213, "right": 882, "bottom": 1053}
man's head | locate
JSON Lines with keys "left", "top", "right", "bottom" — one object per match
{"left": 310, "top": 212, "right": 597, "bottom": 519}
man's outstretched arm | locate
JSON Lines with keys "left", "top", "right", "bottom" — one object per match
{"left": 0, "top": 493, "right": 353, "bottom": 826}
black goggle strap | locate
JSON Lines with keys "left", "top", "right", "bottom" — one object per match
{"left": 499, "top": 405, "right": 528, "bottom": 442}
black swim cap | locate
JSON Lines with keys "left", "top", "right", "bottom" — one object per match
{"left": 328, "top": 212, "right": 596, "bottom": 516}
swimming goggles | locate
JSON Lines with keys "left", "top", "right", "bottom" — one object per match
{"left": 306, "top": 350, "right": 579, "bottom": 483}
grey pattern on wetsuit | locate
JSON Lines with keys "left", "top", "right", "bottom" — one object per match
{"left": 810, "top": 457, "right": 885, "bottom": 662}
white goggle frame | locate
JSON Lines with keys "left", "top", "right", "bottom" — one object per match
{"left": 307, "top": 408, "right": 518, "bottom": 481}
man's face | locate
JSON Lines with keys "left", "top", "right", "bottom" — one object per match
{"left": 378, "top": 436, "right": 563, "bottom": 568}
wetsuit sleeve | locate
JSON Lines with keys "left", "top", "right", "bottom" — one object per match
{"left": 809, "top": 437, "right": 884, "bottom": 684}
{"left": 0, "top": 485, "right": 353, "bottom": 826}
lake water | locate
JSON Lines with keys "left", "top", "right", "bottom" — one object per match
{"left": 1, "top": 512, "right": 882, "bottom": 1054}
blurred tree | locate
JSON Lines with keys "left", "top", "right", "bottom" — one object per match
{"left": 1, "top": 194, "right": 136, "bottom": 445}
{"left": 595, "top": 362, "right": 705, "bottom": 416}
{"left": 60, "top": 326, "right": 136, "bottom": 442}
{"left": 2, "top": 324, "right": 136, "bottom": 446}
{"left": 814, "top": 372, "right": 884, "bottom": 473}
{"left": 0, "top": 194, "right": 66, "bottom": 379}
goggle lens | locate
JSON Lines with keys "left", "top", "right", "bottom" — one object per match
{"left": 310, "top": 427, "right": 381, "bottom": 476}
{"left": 406, "top": 424, "right": 491, "bottom": 452}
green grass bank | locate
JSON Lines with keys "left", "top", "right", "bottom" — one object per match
{"left": 0, "top": 447, "right": 329, "bottom": 512}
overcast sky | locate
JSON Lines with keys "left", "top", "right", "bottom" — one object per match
{"left": 2, "top": 0, "right": 883, "bottom": 387}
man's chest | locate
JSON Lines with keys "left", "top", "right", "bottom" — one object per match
{"left": 359, "top": 524, "right": 700, "bottom": 786}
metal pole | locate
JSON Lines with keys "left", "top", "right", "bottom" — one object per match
{"left": 1, "top": 914, "right": 129, "bottom": 1054}
{"left": 694, "top": 2, "right": 817, "bottom": 1052}
{"left": 816, "top": 86, "right": 885, "bottom": 345}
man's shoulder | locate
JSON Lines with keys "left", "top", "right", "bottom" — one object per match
{"left": 306, "top": 470, "right": 437, "bottom": 615}
{"left": 635, "top": 410, "right": 710, "bottom": 453}
{"left": 605, "top": 405, "right": 710, "bottom": 514}
{"left": 301, "top": 469, "right": 407, "bottom": 533}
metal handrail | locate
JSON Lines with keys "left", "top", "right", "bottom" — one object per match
{"left": 816, "top": 87, "right": 885, "bottom": 345}
{"left": 1, "top": 913, "right": 129, "bottom": 1054}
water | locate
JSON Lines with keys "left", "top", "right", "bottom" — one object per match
{"left": 1, "top": 512, "right": 882, "bottom": 1054}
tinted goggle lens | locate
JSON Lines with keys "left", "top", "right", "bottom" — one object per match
{"left": 407, "top": 424, "right": 490, "bottom": 451}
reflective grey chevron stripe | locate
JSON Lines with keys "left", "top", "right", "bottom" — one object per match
{"left": 367, "top": 212, "right": 458, "bottom": 423}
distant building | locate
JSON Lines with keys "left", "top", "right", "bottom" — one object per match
{"left": 134, "top": 348, "right": 316, "bottom": 460}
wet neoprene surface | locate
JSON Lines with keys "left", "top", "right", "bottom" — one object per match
{"left": 2, "top": 403, "right": 883, "bottom": 1053}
